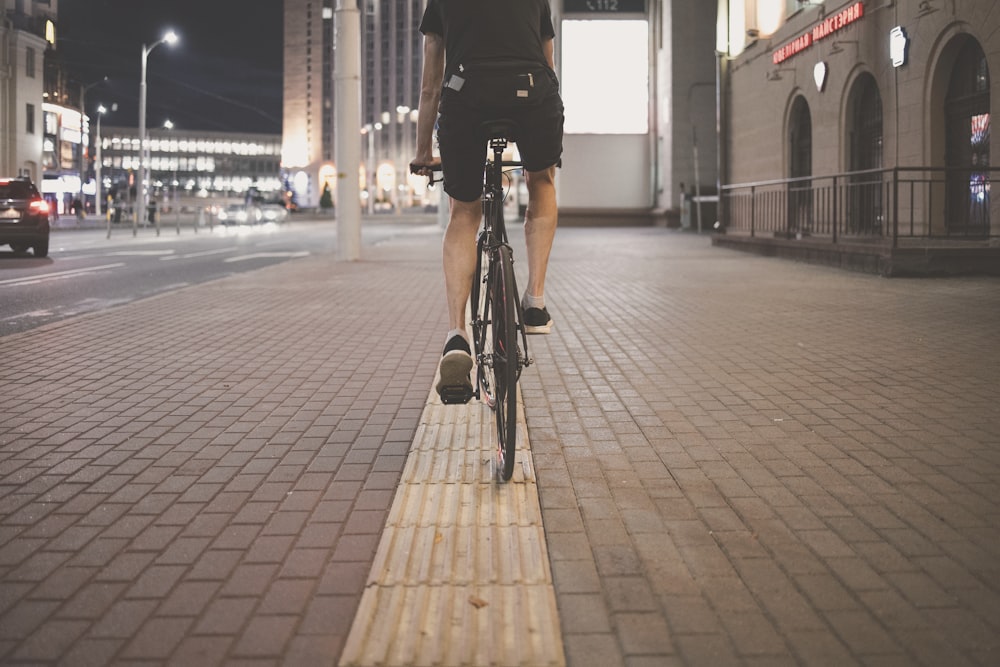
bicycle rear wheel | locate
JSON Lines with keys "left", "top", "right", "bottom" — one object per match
{"left": 485, "top": 243, "right": 520, "bottom": 481}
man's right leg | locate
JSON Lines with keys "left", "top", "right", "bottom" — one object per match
{"left": 437, "top": 197, "right": 481, "bottom": 402}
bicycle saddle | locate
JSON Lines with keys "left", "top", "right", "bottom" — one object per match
{"left": 481, "top": 119, "right": 520, "bottom": 142}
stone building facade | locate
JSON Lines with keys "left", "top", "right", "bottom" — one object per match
{"left": 719, "top": 0, "right": 997, "bottom": 239}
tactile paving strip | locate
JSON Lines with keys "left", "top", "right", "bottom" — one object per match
{"left": 339, "top": 383, "right": 565, "bottom": 666}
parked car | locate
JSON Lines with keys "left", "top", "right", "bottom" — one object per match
{"left": 260, "top": 204, "right": 288, "bottom": 223}
{"left": 0, "top": 177, "right": 50, "bottom": 257}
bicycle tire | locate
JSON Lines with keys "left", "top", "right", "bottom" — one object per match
{"left": 489, "top": 243, "right": 520, "bottom": 481}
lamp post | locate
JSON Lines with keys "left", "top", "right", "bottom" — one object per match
{"left": 163, "top": 119, "right": 180, "bottom": 233}
{"left": 137, "top": 29, "right": 178, "bottom": 236}
{"left": 396, "top": 105, "right": 410, "bottom": 213}
{"left": 79, "top": 77, "right": 107, "bottom": 213}
{"left": 362, "top": 123, "right": 377, "bottom": 216}
{"left": 95, "top": 104, "right": 107, "bottom": 218}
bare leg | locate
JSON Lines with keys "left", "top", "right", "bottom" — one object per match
{"left": 442, "top": 198, "right": 482, "bottom": 332}
{"left": 523, "top": 166, "right": 558, "bottom": 300}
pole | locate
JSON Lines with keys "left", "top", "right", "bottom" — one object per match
{"left": 95, "top": 110, "right": 103, "bottom": 217}
{"left": 367, "top": 126, "right": 375, "bottom": 215}
{"left": 334, "top": 0, "right": 362, "bottom": 261}
{"left": 693, "top": 125, "right": 703, "bottom": 234}
{"left": 137, "top": 44, "right": 148, "bottom": 235}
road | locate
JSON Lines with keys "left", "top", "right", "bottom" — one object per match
{"left": 0, "top": 216, "right": 440, "bottom": 336}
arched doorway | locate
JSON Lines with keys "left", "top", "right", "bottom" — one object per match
{"left": 945, "top": 38, "right": 990, "bottom": 234}
{"left": 788, "top": 96, "right": 812, "bottom": 235}
{"left": 848, "top": 73, "right": 883, "bottom": 235}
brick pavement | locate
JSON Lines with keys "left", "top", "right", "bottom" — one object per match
{"left": 0, "top": 228, "right": 447, "bottom": 665}
{"left": 2, "top": 224, "right": 999, "bottom": 666}
{"left": 525, "top": 228, "right": 1000, "bottom": 666}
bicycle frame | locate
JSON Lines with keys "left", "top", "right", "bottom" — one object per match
{"left": 469, "top": 132, "right": 531, "bottom": 402}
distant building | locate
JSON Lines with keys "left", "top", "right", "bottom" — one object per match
{"left": 96, "top": 126, "right": 283, "bottom": 213}
{"left": 0, "top": 0, "right": 54, "bottom": 181}
{"left": 283, "top": 0, "right": 422, "bottom": 210}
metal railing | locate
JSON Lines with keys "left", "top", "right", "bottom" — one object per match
{"left": 720, "top": 167, "right": 998, "bottom": 247}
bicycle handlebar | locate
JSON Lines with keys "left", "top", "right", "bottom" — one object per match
{"left": 410, "top": 160, "right": 524, "bottom": 188}
{"left": 409, "top": 162, "right": 443, "bottom": 186}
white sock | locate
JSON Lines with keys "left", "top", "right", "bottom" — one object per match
{"left": 446, "top": 329, "right": 469, "bottom": 345}
{"left": 523, "top": 293, "right": 545, "bottom": 310}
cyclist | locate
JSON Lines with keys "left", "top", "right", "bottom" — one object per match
{"left": 411, "top": 0, "right": 564, "bottom": 401}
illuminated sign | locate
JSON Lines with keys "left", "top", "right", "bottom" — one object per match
{"left": 890, "top": 26, "right": 908, "bottom": 67}
{"left": 564, "top": 0, "right": 646, "bottom": 13}
{"left": 773, "top": 1, "right": 864, "bottom": 64}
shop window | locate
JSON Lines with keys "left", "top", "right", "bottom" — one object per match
{"left": 848, "top": 73, "right": 883, "bottom": 234}
{"left": 788, "top": 96, "right": 812, "bottom": 233}
{"left": 945, "top": 38, "right": 990, "bottom": 234}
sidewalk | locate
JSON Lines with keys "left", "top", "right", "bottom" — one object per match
{"left": 2, "top": 225, "right": 999, "bottom": 665}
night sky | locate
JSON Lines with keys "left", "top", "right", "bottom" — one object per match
{"left": 57, "top": 0, "right": 283, "bottom": 135}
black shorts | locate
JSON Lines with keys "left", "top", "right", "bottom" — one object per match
{"left": 437, "top": 67, "right": 564, "bottom": 203}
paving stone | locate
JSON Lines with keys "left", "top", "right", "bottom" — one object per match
{"left": 2, "top": 226, "right": 1000, "bottom": 665}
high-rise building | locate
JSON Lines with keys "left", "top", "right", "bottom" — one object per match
{"left": 0, "top": 0, "right": 55, "bottom": 181}
{"left": 283, "top": 0, "right": 422, "bottom": 210}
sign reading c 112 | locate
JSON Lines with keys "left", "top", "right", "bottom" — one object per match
{"left": 564, "top": 0, "right": 646, "bottom": 13}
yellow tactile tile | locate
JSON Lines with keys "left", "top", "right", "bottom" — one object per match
{"left": 339, "top": 379, "right": 565, "bottom": 667}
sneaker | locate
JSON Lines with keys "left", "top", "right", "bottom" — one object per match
{"left": 436, "top": 334, "right": 474, "bottom": 404}
{"left": 523, "top": 306, "right": 553, "bottom": 334}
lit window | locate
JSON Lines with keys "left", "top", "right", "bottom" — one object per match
{"left": 561, "top": 20, "right": 648, "bottom": 134}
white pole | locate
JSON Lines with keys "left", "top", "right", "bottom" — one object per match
{"left": 136, "top": 32, "right": 177, "bottom": 235}
{"left": 137, "top": 44, "right": 148, "bottom": 235}
{"left": 334, "top": 0, "right": 362, "bottom": 261}
{"left": 95, "top": 110, "right": 103, "bottom": 217}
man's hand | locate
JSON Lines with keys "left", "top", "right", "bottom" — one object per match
{"left": 410, "top": 157, "right": 441, "bottom": 178}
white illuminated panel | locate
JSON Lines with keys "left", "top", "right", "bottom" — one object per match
{"left": 561, "top": 20, "right": 648, "bottom": 134}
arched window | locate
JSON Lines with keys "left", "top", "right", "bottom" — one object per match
{"left": 945, "top": 38, "right": 990, "bottom": 234}
{"left": 849, "top": 74, "right": 883, "bottom": 234}
{"left": 788, "top": 96, "right": 812, "bottom": 234}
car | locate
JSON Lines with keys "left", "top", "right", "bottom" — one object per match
{"left": 0, "top": 177, "right": 50, "bottom": 257}
{"left": 217, "top": 204, "right": 248, "bottom": 225}
{"left": 260, "top": 203, "right": 288, "bottom": 223}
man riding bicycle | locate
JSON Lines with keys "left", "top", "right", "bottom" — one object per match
{"left": 411, "top": 0, "right": 565, "bottom": 402}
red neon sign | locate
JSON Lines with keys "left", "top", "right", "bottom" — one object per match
{"left": 773, "top": 2, "right": 865, "bottom": 65}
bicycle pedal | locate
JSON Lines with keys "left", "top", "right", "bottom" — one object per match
{"left": 439, "top": 385, "right": 474, "bottom": 405}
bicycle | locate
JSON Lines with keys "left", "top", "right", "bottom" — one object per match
{"left": 412, "top": 119, "right": 532, "bottom": 482}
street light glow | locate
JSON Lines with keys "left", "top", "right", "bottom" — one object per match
{"left": 138, "top": 29, "right": 180, "bottom": 234}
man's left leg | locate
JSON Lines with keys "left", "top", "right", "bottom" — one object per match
{"left": 522, "top": 165, "right": 557, "bottom": 333}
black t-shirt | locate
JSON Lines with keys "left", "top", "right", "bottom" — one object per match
{"left": 419, "top": 0, "right": 555, "bottom": 76}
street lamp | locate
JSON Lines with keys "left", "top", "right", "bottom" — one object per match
{"left": 163, "top": 119, "right": 179, "bottom": 231}
{"left": 137, "top": 29, "right": 178, "bottom": 235}
{"left": 79, "top": 76, "right": 107, "bottom": 211}
{"left": 396, "top": 105, "right": 413, "bottom": 211}
{"left": 362, "top": 124, "right": 377, "bottom": 215}
{"left": 94, "top": 103, "right": 113, "bottom": 217}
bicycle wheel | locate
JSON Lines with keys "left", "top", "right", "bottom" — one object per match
{"left": 486, "top": 243, "right": 520, "bottom": 481}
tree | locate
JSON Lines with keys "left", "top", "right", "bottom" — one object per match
{"left": 320, "top": 182, "right": 333, "bottom": 210}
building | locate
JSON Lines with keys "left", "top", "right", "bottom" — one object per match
{"left": 0, "top": 0, "right": 55, "bottom": 182}
{"left": 715, "top": 0, "right": 1000, "bottom": 273}
{"left": 283, "top": 0, "right": 721, "bottom": 224}
{"left": 96, "top": 125, "right": 283, "bottom": 215}
{"left": 283, "top": 0, "right": 422, "bottom": 210}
